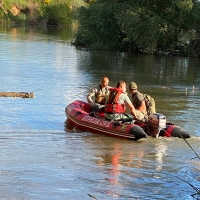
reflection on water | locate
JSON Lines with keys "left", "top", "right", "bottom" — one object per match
{"left": 0, "top": 25, "right": 77, "bottom": 42}
{"left": 155, "top": 142, "right": 168, "bottom": 171}
{"left": 0, "top": 26, "right": 200, "bottom": 199}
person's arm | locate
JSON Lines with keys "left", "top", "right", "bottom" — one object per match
{"left": 128, "top": 103, "right": 138, "bottom": 119}
{"left": 125, "top": 95, "right": 137, "bottom": 119}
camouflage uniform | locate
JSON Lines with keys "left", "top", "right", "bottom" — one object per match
{"left": 87, "top": 85, "right": 111, "bottom": 112}
{"left": 87, "top": 85, "right": 111, "bottom": 105}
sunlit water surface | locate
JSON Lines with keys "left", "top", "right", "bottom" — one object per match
{"left": 0, "top": 26, "right": 200, "bottom": 200}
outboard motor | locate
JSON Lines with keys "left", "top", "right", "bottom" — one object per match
{"left": 147, "top": 113, "right": 166, "bottom": 138}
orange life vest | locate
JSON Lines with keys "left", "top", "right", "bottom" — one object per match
{"left": 105, "top": 88, "right": 126, "bottom": 113}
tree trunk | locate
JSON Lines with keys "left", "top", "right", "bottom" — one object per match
{"left": 0, "top": 1, "right": 8, "bottom": 14}
{"left": 0, "top": 92, "right": 34, "bottom": 98}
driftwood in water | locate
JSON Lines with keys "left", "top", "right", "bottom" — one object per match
{"left": 0, "top": 92, "right": 34, "bottom": 98}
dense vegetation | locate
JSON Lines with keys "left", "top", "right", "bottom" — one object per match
{"left": 75, "top": 0, "right": 200, "bottom": 57}
{"left": 1, "top": 0, "right": 200, "bottom": 57}
{"left": 0, "top": 0, "right": 84, "bottom": 25}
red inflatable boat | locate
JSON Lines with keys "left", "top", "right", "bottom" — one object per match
{"left": 65, "top": 100, "right": 190, "bottom": 140}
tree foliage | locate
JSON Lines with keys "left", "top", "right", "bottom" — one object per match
{"left": 39, "top": 0, "right": 72, "bottom": 25}
{"left": 75, "top": 2, "right": 121, "bottom": 49}
{"left": 75, "top": 0, "right": 200, "bottom": 57}
{"left": 0, "top": 0, "right": 74, "bottom": 26}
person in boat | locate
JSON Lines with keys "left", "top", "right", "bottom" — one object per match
{"left": 104, "top": 80, "right": 142, "bottom": 123}
{"left": 87, "top": 76, "right": 111, "bottom": 112}
{"left": 128, "top": 82, "right": 156, "bottom": 120}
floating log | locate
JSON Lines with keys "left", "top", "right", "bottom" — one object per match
{"left": 0, "top": 92, "right": 34, "bottom": 98}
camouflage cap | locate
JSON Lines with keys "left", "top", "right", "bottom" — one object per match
{"left": 129, "top": 82, "right": 137, "bottom": 90}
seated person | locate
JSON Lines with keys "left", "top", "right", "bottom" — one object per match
{"left": 87, "top": 76, "right": 111, "bottom": 112}
{"left": 104, "top": 80, "right": 139, "bottom": 123}
{"left": 128, "top": 82, "right": 156, "bottom": 120}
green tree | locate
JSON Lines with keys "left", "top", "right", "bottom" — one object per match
{"left": 40, "top": 0, "right": 72, "bottom": 26}
{"left": 75, "top": 1, "right": 121, "bottom": 49}
{"left": 75, "top": 0, "right": 200, "bottom": 56}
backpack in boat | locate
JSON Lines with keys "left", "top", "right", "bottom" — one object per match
{"left": 142, "top": 93, "right": 156, "bottom": 115}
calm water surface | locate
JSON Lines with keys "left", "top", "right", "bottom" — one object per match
{"left": 0, "top": 25, "right": 200, "bottom": 200}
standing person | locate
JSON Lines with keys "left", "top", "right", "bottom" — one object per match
{"left": 87, "top": 76, "right": 111, "bottom": 111}
{"left": 128, "top": 82, "right": 156, "bottom": 120}
{"left": 104, "top": 80, "right": 141, "bottom": 122}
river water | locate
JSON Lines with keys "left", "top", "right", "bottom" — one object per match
{"left": 0, "top": 25, "right": 200, "bottom": 200}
